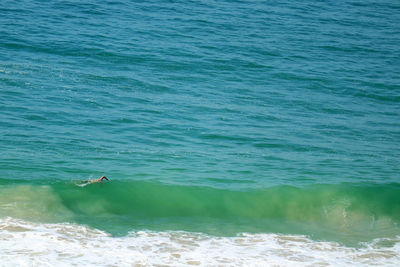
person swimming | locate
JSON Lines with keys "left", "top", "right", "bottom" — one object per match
{"left": 84, "top": 176, "right": 109, "bottom": 184}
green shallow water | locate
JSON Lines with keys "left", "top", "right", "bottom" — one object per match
{"left": 1, "top": 178, "right": 399, "bottom": 245}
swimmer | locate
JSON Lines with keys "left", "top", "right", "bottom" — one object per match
{"left": 84, "top": 176, "right": 109, "bottom": 184}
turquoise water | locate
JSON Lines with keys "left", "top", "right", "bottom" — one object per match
{"left": 1, "top": 0, "right": 400, "bottom": 264}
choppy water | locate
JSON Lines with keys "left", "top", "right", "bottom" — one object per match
{"left": 1, "top": 0, "right": 400, "bottom": 265}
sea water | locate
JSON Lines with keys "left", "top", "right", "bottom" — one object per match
{"left": 1, "top": 0, "right": 400, "bottom": 265}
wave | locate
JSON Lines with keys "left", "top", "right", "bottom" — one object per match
{"left": 0, "top": 179, "right": 399, "bottom": 245}
{"left": 1, "top": 217, "right": 399, "bottom": 266}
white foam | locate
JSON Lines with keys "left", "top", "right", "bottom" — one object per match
{"left": 0, "top": 217, "right": 399, "bottom": 266}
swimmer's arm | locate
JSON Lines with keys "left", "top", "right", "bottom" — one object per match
{"left": 98, "top": 176, "right": 109, "bottom": 182}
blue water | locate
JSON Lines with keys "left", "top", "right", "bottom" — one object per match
{"left": 1, "top": 0, "right": 400, "bottom": 252}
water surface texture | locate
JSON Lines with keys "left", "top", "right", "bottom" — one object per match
{"left": 1, "top": 0, "right": 400, "bottom": 265}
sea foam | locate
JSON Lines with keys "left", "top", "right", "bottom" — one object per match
{"left": 1, "top": 217, "right": 399, "bottom": 266}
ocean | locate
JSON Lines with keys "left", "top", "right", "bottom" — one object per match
{"left": 1, "top": 0, "right": 400, "bottom": 265}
